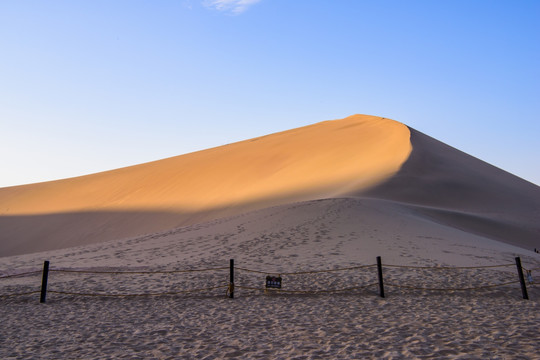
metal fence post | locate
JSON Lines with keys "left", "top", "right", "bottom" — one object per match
{"left": 229, "top": 259, "right": 234, "bottom": 299}
{"left": 40, "top": 261, "right": 50, "bottom": 303}
{"left": 515, "top": 257, "right": 528, "bottom": 300}
{"left": 377, "top": 256, "right": 385, "bottom": 298}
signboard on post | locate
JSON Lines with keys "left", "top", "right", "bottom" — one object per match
{"left": 265, "top": 275, "right": 282, "bottom": 289}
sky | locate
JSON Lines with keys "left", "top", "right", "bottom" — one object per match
{"left": 1, "top": 0, "right": 539, "bottom": 187}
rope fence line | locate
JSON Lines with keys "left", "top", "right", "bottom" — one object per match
{"left": 0, "top": 290, "right": 41, "bottom": 298}
{"left": 236, "top": 264, "right": 376, "bottom": 276}
{"left": 385, "top": 280, "right": 519, "bottom": 292}
{"left": 383, "top": 263, "right": 515, "bottom": 270}
{"left": 47, "top": 285, "right": 229, "bottom": 298}
{"left": 236, "top": 283, "right": 378, "bottom": 294}
{"left": 49, "top": 266, "right": 228, "bottom": 275}
{"left": 2, "top": 257, "right": 538, "bottom": 302}
{"left": 0, "top": 270, "right": 41, "bottom": 279}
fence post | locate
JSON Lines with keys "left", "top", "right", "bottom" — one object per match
{"left": 40, "top": 260, "right": 50, "bottom": 303}
{"left": 229, "top": 259, "right": 234, "bottom": 299}
{"left": 515, "top": 257, "right": 528, "bottom": 300}
{"left": 377, "top": 256, "right": 385, "bottom": 298}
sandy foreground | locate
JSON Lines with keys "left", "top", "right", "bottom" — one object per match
{"left": 2, "top": 198, "right": 539, "bottom": 359}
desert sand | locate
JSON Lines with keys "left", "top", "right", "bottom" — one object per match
{"left": 1, "top": 114, "right": 540, "bottom": 359}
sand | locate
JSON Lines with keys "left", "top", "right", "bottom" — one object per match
{"left": 2, "top": 198, "right": 540, "bottom": 359}
{"left": 2, "top": 293, "right": 539, "bottom": 359}
{"left": 2, "top": 114, "right": 540, "bottom": 358}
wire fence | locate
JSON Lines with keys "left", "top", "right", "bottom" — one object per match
{"left": 1, "top": 257, "right": 537, "bottom": 302}
{"left": 235, "top": 264, "right": 378, "bottom": 295}
{"left": 0, "top": 265, "right": 230, "bottom": 300}
{"left": 381, "top": 262, "right": 519, "bottom": 293}
{"left": 0, "top": 269, "right": 43, "bottom": 298}
{"left": 47, "top": 265, "right": 230, "bottom": 299}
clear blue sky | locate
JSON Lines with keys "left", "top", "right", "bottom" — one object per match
{"left": 1, "top": 0, "right": 539, "bottom": 187}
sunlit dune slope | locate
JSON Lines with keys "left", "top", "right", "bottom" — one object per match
{"left": 1, "top": 115, "right": 411, "bottom": 215}
{"left": 0, "top": 115, "right": 412, "bottom": 256}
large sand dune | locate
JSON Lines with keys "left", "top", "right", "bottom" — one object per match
{"left": 0, "top": 115, "right": 412, "bottom": 256}
{"left": 2, "top": 114, "right": 539, "bottom": 258}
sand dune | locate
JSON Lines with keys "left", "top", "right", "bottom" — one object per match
{"left": 0, "top": 115, "right": 411, "bottom": 257}
{"left": 1, "top": 113, "right": 539, "bottom": 257}
{"left": 3, "top": 113, "right": 539, "bottom": 259}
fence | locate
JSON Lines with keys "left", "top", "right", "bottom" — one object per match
{"left": 1, "top": 257, "right": 537, "bottom": 303}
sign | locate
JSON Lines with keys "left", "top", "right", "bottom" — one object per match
{"left": 265, "top": 275, "right": 282, "bottom": 289}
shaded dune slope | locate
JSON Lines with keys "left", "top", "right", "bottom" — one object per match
{"left": 0, "top": 115, "right": 411, "bottom": 257}
{"left": 361, "top": 128, "right": 540, "bottom": 249}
